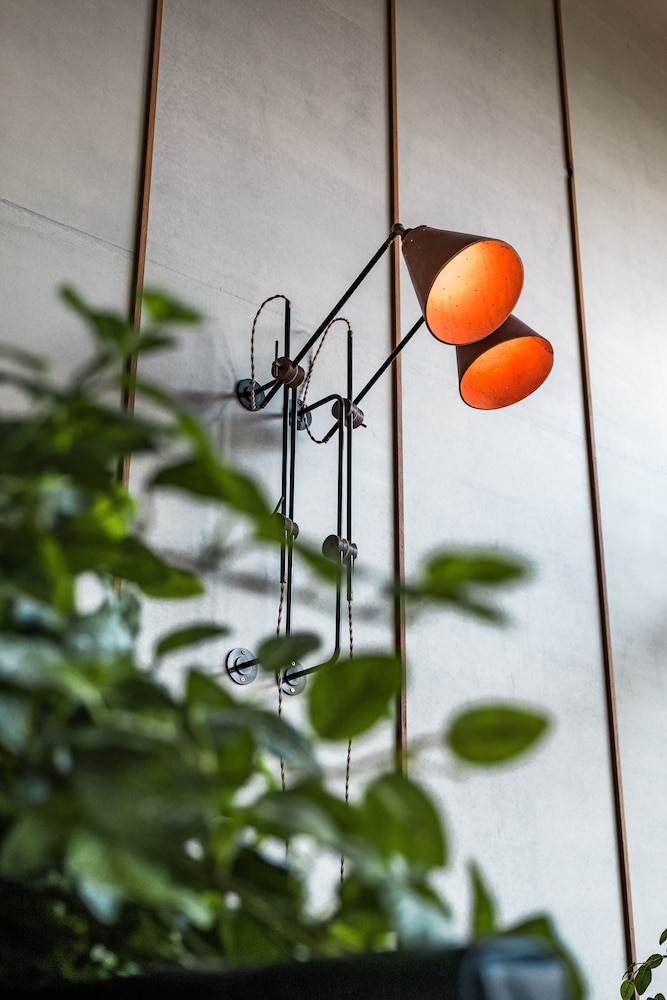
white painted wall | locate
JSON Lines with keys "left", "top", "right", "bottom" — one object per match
{"left": 0, "top": 0, "right": 152, "bottom": 375}
{"left": 564, "top": 0, "right": 667, "bottom": 965}
{"left": 3, "top": 0, "right": 667, "bottom": 996}
{"left": 397, "top": 1, "right": 624, "bottom": 993}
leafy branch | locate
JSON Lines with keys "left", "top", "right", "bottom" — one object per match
{"left": 0, "top": 289, "right": 578, "bottom": 992}
{"left": 621, "top": 930, "right": 667, "bottom": 1000}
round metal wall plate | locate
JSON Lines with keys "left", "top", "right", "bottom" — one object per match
{"left": 226, "top": 647, "right": 259, "bottom": 685}
{"left": 236, "top": 379, "right": 265, "bottom": 411}
{"left": 294, "top": 404, "right": 312, "bottom": 430}
{"left": 281, "top": 661, "right": 306, "bottom": 696}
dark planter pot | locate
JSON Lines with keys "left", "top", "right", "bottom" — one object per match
{"left": 11, "top": 937, "right": 570, "bottom": 999}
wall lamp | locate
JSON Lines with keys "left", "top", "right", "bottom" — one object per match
{"left": 226, "top": 223, "right": 553, "bottom": 693}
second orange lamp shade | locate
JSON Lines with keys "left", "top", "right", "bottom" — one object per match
{"left": 401, "top": 224, "right": 553, "bottom": 408}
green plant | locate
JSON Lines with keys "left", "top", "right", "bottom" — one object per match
{"left": 0, "top": 289, "right": 580, "bottom": 993}
{"left": 621, "top": 932, "right": 667, "bottom": 1000}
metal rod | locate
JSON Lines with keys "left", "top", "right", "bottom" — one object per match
{"left": 320, "top": 316, "right": 424, "bottom": 443}
{"left": 334, "top": 397, "right": 345, "bottom": 660}
{"left": 388, "top": 0, "right": 408, "bottom": 779}
{"left": 286, "top": 385, "right": 298, "bottom": 633}
{"left": 119, "top": 0, "right": 163, "bottom": 487}
{"left": 554, "top": 0, "right": 635, "bottom": 967}
{"left": 288, "top": 332, "right": 356, "bottom": 684}
{"left": 346, "top": 323, "right": 354, "bottom": 605}
{"left": 286, "top": 397, "right": 346, "bottom": 682}
{"left": 287, "top": 391, "right": 349, "bottom": 686}
{"left": 260, "top": 233, "right": 399, "bottom": 408}
{"left": 354, "top": 315, "right": 423, "bottom": 407}
{"left": 301, "top": 394, "right": 344, "bottom": 417}
{"left": 284, "top": 660, "right": 330, "bottom": 681}
{"left": 279, "top": 300, "right": 291, "bottom": 591}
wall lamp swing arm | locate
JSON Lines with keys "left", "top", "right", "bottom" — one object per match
{"left": 229, "top": 221, "right": 555, "bottom": 693}
{"left": 320, "top": 314, "right": 425, "bottom": 443}
{"left": 246, "top": 224, "right": 407, "bottom": 411}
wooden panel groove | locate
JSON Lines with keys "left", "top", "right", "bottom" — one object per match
{"left": 553, "top": 0, "right": 636, "bottom": 967}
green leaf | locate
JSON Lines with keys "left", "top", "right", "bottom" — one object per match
{"left": 0, "top": 811, "right": 66, "bottom": 877}
{"left": 0, "top": 693, "right": 32, "bottom": 752}
{"left": 647, "top": 956, "right": 665, "bottom": 970}
{"left": 141, "top": 289, "right": 201, "bottom": 324}
{"left": 248, "top": 789, "right": 341, "bottom": 847}
{"left": 257, "top": 632, "right": 320, "bottom": 673}
{"left": 232, "top": 847, "right": 296, "bottom": 902}
{"left": 308, "top": 655, "right": 402, "bottom": 740}
{"left": 661, "top": 930, "right": 667, "bottom": 946}
{"left": 201, "top": 705, "right": 316, "bottom": 771}
{"left": 422, "top": 551, "right": 527, "bottom": 587}
{"left": 186, "top": 669, "right": 235, "bottom": 708}
{"left": 0, "top": 635, "right": 103, "bottom": 704}
{"left": 152, "top": 457, "right": 272, "bottom": 520}
{"left": 0, "top": 368, "right": 54, "bottom": 400}
{"left": 468, "top": 861, "right": 497, "bottom": 937}
{"left": 331, "top": 876, "right": 392, "bottom": 950}
{"left": 67, "top": 830, "right": 212, "bottom": 927}
{"left": 402, "top": 550, "right": 528, "bottom": 622}
{"left": 0, "top": 342, "right": 47, "bottom": 371}
{"left": 66, "top": 536, "right": 203, "bottom": 598}
{"left": 60, "top": 288, "right": 136, "bottom": 354}
{"left": 156, "top": 623, "right": 228, "bottom": 657}
{"left": 65, "top": 598, "right": 136, "bottom": 661}
{"left": 361, "top": 774, "right": 446, "bottom": 866}
{"left": 636, "top": 965, "right": 654, "bottom": 995}
{"left": 445, "top": 704, "right": 548, "bottom": 766}
{"left": 39, "top": 535, "right": 74, "bottom": 613}
{"left": 220, "top": 909, "right": 287, "bottom": 965}
{"left": 621, "top": 980, "right": 636, "bottom": 1000}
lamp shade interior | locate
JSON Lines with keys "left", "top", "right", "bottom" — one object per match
{"left": 402, "top": 227, "right": 524, "bottom": 346}
{"left": 457, "top": 316, "right": 554, "bottom": 409}
{"left": 426, "top": 240, "right": 524, "bottom": 345}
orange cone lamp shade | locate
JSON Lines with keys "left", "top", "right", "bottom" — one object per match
{"left": 402, "top": 225, "right": 524, "bottom": 346}
{"left": 456, "top": 314, "right": 554, "bottom": 409}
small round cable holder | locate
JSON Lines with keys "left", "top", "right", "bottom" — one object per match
{"left": 225, "top": 647, "right": 259, "bottom": 686}
{"left": 272, "top": 356, "right": 305, "bottom": 388}
{"left": 274, "top": 511, "right": 299, "bottom": 539}
{"left": 294, "top": 399, "right": 312, "bottom": 431}
{"left": 322, "top": 534, "right": 358, "bottom": 562}
{"left": 331, "top": 398, "right": 364, "bottom": 429}
{"left": 281, "top": 660, "right": 306, "bottom": 696}
{"left": 236, "top": 378, "right": 266, "bottom": 411}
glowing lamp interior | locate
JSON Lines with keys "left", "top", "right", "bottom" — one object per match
{"left": 425, "top": 240, "right": 524, "bottom": 346}
{"left": 459, "top": 334, "right": 554, "bottom": 410}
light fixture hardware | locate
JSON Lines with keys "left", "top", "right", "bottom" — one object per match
{"left": 281, "top": 661, "right": 307, "bottom": 696}
{"left": 226, "top": 647, "right": 259, "bottom": 686}
{"left": 227, "top": 222, "right": 553, "bottom": 693}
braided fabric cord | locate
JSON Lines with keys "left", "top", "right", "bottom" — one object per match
{"left": 249, "top": 294, "right": 290, "bottom": 410}
{"left": 300, "top": 317, "right": 352, "bottom": 444}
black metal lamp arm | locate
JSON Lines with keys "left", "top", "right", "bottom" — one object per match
{"left": 258, "top": 228, "right": 404, "bottom": 409}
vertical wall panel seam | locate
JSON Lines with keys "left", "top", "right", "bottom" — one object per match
{"left": 553, "top": 0, "right": 636, "bottom": 966}
{"left": 120, "top": 0, "right": 163, "bottom": 486}
{"left": 387, "top": 0, "right": 408, "bottom": 777}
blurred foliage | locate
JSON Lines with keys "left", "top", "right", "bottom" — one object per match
{"left": 0, "top": 290, "right": 577, "bottom": 993}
